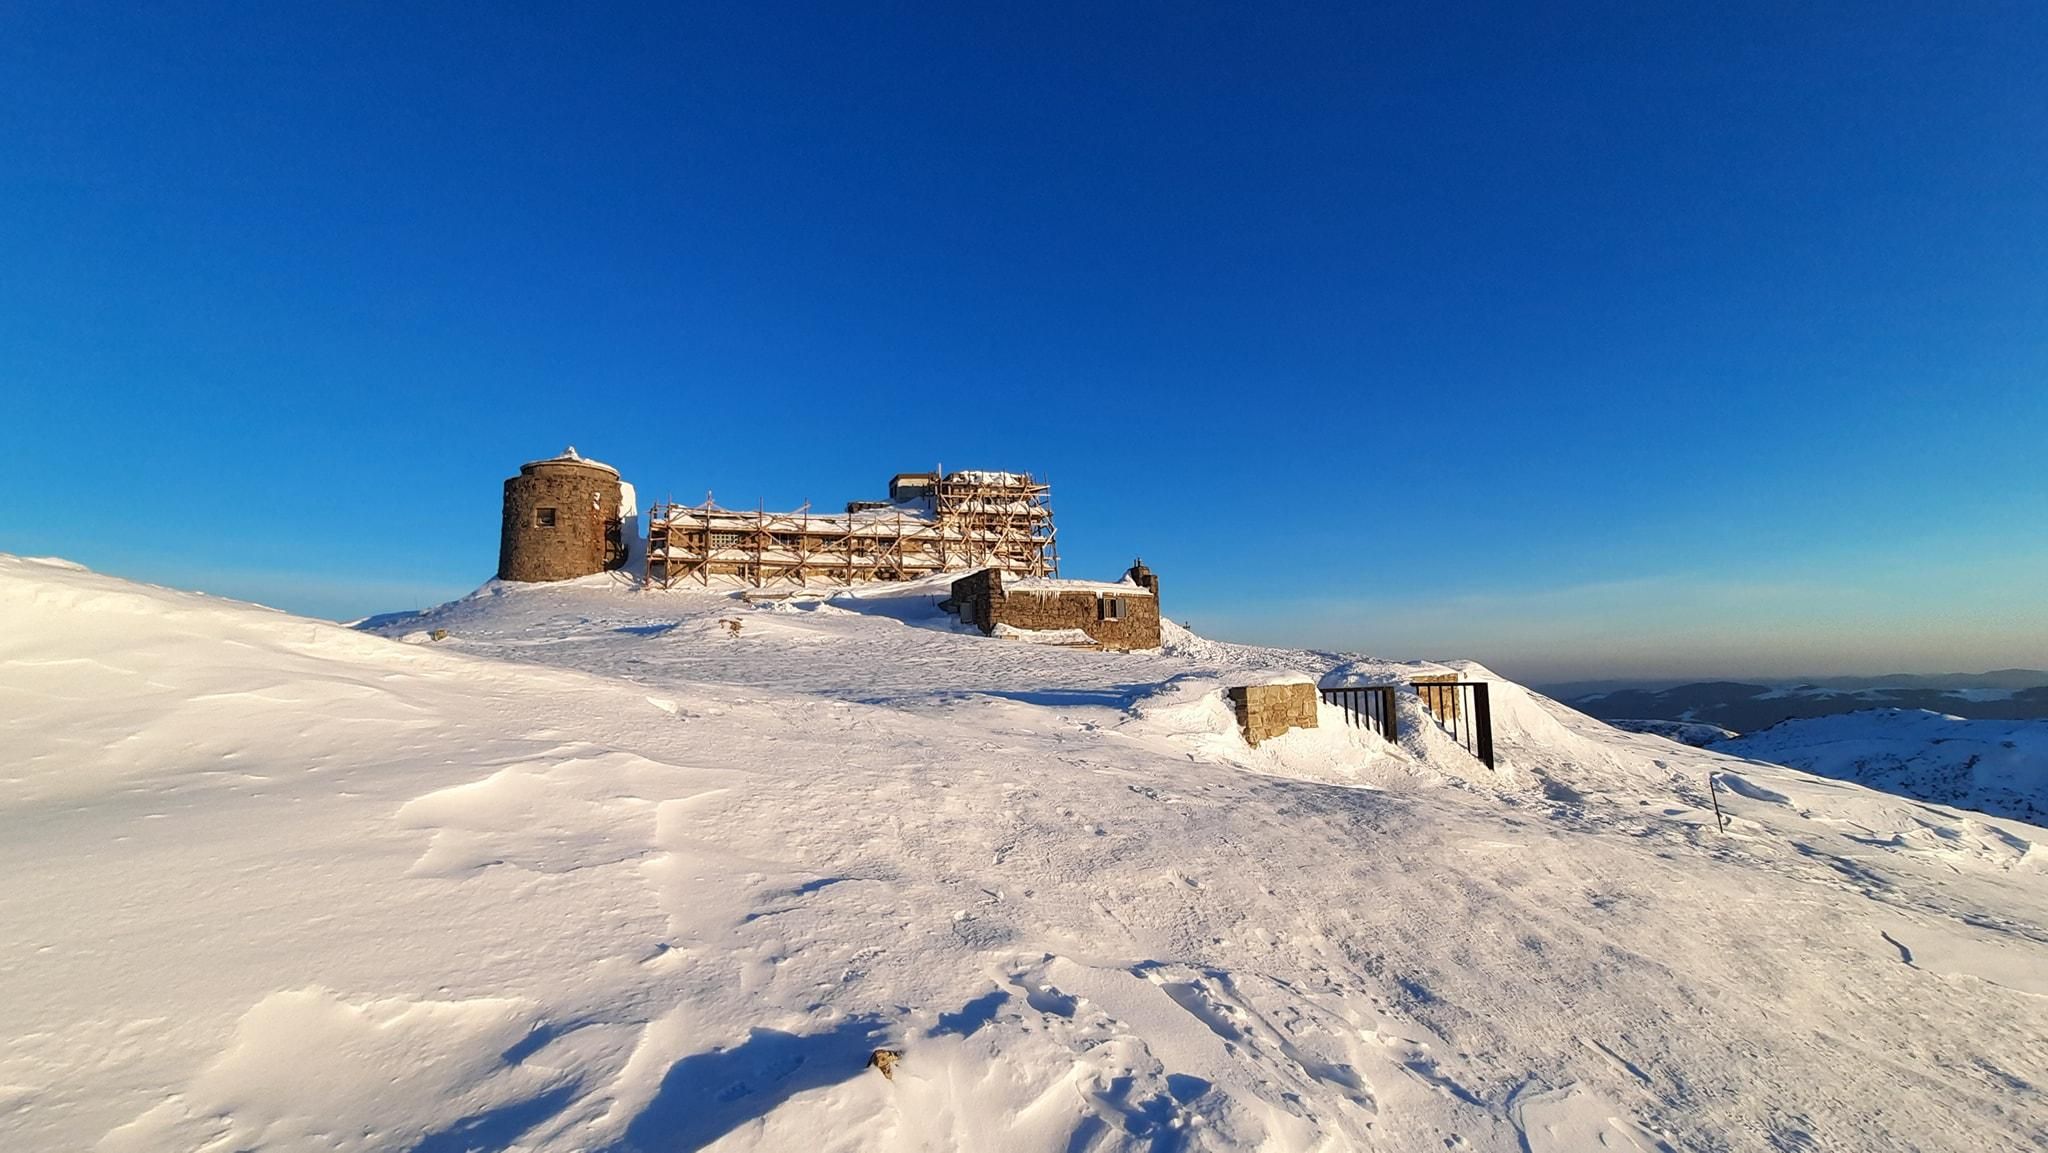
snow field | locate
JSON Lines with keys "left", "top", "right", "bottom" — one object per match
{"left": 3, "top": 555, "right": 2047, "bottom": 1151}
{"left": 1718, "top": 708, "right": 2048, "bottom": 825}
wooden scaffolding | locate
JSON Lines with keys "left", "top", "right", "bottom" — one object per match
{"left": 645, "top": 470, "right": 1058, "bottom": 589}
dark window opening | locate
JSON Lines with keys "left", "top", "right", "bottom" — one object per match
{"left": 1099, "top": 597, "right": 1126, "bottom": 621}
{"left": 535, "top": 507, "right": 558, "bottom": 528}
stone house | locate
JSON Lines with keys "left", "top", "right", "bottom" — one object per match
{"left": 950, "top": 564, "right": 1162, "bottom": 651}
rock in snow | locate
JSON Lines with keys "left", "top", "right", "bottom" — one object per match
{"left": 2, "top": 553, "right": 2045, "bottom": 1151}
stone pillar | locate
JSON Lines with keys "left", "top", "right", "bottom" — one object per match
{"left": 1226, "top": 681, "right": 1320, "bottom": 746}
{"left": 1411, "top": 673, "right": 1462, "bottom": 722}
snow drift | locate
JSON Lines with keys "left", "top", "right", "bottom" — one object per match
{"left": 3, "top": 555, "right": 2047, "bottom": 1151}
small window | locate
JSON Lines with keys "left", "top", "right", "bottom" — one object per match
{"left": 1099, "top": 596, "right": 1126, "bottom": 621}
{"left": 709, "top": 531, "right": 742, "bottom": 549}
{"left": 534, "top": 507, "right": 558, "bottom": 528}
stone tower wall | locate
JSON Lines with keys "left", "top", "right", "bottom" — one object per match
{"left": 499, "top": 461, "right": 626, "bottom": 582}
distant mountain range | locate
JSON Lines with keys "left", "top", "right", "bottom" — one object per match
{"left": 1553, "top": 672, "right": 2048, "bottom": 734}
{"left": 1803, "top": 669, "right": 2048, "bottom": 691}
{"left": 1541, "top": 669, "right": 2048, "bottom": 699}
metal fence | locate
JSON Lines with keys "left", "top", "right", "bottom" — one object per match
{"left": 1411, "top": 681, "right": 1495, "bottom": 769}
{"left": 1320, "top": 685, "right": 1399, "bottom": 744}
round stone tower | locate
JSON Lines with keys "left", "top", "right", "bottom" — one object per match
{"left": 498, "top": 447, "right": 628, "bottom": 583}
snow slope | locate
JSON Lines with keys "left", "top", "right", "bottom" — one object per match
{"left": 1718, "top": 708, "right": 2048, "bottom": 825}
{"left": 4, "top": 556, "right": 2048, "bottom": 1151}
{"left": 1604, "top": 719, "right": 1740, "bottom": 748}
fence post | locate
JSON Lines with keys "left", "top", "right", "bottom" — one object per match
{"left": 1319, "top": 686, "right": 1400, "bottom": 746}
{"left": 1471, "top": 683, "right": 1494, "bottom": 769}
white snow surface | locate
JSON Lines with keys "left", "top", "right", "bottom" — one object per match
{"left": 4, "top": 555, "right": 2048, "bottom": 1151}
{"left": 990, "top": 624, "right": 1099, "bottom": 646}
{"left": 1604, "top": 719, "right": 1741, "bottom": 748}
{"left": 1718, "top": 708, "right": 2048, "bottom": 826}
{"left": 526, "top": 445, "right": 619, "bottom": 475}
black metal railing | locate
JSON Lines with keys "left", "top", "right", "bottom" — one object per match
{"left": 1411, "top": 681, "right": 1495, "bottom": 769}
{"left": 1320, "top": 685, "right": 1399, "bottom": 744}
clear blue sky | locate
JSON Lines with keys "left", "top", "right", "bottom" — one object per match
{"left": 4, "top": 2, "right": 2044, "bottom": 683}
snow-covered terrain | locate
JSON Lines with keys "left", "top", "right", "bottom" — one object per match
{"left": 1602, "top": 720, "right": 1740, "bottom": 748}
{"left": 5, "top": 554, "right": 2048, "bottom": 1151}
{"left": 1717, "top": 708, "right": 2048, "bottom": 826}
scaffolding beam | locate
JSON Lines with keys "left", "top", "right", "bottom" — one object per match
{"left": 644, "top": 470, "right": 1057, "bottom": 589}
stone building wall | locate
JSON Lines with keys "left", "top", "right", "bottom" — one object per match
{"left": 1000, "top": 589, "right": 1161, "bottom": 651}
{"left": 950, "top": 568, "right": 1005, "bottom": 634}
{"left": 499, "top": 460, "right": 626, "bottom": 582}
{"left": 1227, "top": 682, "right": 1320, "bottom": 746}
{"left": 949, "top": 570, "right": 1162, "bottom": 651}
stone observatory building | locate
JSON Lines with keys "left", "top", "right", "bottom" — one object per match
{"left": 498, "top": 448, "right": 635, "bottom": 583}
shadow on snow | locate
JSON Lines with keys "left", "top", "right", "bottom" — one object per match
{"left": 608, "top": 1015, "right": 890, "bottom": 1152}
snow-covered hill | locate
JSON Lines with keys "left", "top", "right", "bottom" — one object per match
{"left": 4, "top": 555, "right": 2047, "bottom": 1151}
{"left": 1603, "top": 719, "right": 1740, "bottom": 748}
{"left": 1717, "top": 708, "right": 2048, "bottom": 825}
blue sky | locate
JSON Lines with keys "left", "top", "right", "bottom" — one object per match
{"left": 3, "top": 2, "right": 2044, "bottom": 683}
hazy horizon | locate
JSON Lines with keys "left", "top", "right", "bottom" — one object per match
{"left": 9, "top": 544, "right": 2043, "bottom": 690}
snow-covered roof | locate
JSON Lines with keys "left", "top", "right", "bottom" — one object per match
{"left": 944, "top": 469, "right": 1036, "bottom": 487}
{"left": 523, "top": 445, "right": 619, "bottom": 476}
{"left": 1002, "top": 576, "right": 1152, "bottom": 597}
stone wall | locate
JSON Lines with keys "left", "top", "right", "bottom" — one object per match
{"left": 1125, "top": 560, "right": 1159, "bottom": 597}
{"left": 1411, "top": 673, "right": 1462, "bottom": 723}
{"left": 949, "top": 568, "right": 1005, "bottom": 634}
{"left": 1002, "top": 589, "right": 1160, "bottom": 650}
{"left": 1227, "top": 682, "right": 1320, "bottom": 746}
{"left": 949, "top": 570, "right": 1163, "bottom": 651}
{"left": 499, "top": 461, "right": 626, "bottom": 582}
